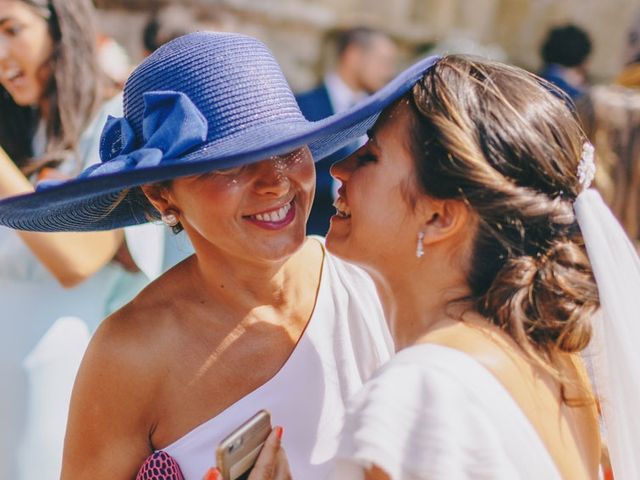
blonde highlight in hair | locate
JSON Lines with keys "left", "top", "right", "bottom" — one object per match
{"left": 405, "top": 55, "right": 600, "bottom": 393}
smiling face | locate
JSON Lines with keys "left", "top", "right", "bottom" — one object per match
{"left": 163, "top": 147, "right": 316, "bottom": 263}
{"left": 327, "top": 100, "right": 424, "bottom": 272}
{"left": 0, "top": 0, "right": 52, "bottom": 107}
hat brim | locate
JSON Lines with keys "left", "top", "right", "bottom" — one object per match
{"left": 0, "top": 55, "right": 439, "bottom": 232}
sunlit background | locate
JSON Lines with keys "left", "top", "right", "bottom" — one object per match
{"left": 94, "top": 0, "right": 639, "bottom": 90}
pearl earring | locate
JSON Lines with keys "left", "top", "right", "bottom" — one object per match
{"left": 416, "top": 231, "right": 425, "bottom": 259}
{"left": 161, "top": 212, "right": 179, "bottom": 228}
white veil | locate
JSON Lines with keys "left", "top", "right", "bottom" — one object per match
{"left": 574, "top": 189, "right": 640, "bottom": 480}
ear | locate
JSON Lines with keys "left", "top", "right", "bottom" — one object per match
{"left": 140, "top": 183, "right": 177, "bottom": 216}
{"left": 419, "top": 198, "right": 472, "bottom": 246}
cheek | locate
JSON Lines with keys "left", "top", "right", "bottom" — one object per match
{"left": 293, "top": 158, "right": 316, "bottom": 194}
{"left": 22, "top": 17, "right": 52, "bottom": 63}
{"left": 174, "top": 179, "right": 237, "bottom": 219}
{"left": 356, "top": 179, "right": 408, "bottom": 230}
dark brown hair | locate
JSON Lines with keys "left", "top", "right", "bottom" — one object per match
{"left": 405, "top": 56, "right": 599, "bottom": 365}
{"left": 0, "top": 0, "right": 107, "bottom": 174}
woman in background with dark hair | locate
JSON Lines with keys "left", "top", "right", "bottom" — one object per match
{"left": 0, "top": 1, "right": 158, "bottom": 478}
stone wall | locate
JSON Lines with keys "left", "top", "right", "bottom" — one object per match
{"left": 95, "top": 0, "right": 639, "bottom": 91}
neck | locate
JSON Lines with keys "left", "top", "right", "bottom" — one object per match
{"left": 188, "top": 238, "right": 318, "bottom": 318}
{"left": 335, "top": 64, "right": 362, "bottom": 93}
{"left": 369, "top": 252, "right": 472, "bottom": 351}
{"left": 38, "top": 97, "right": 51, "bottom": 125}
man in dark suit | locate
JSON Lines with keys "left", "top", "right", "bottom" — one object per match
{"left": 296, "top": 27, "right": 397, "bottom": 236}
{"left": 539, "top": 24, "right": 592, "bottom": 102}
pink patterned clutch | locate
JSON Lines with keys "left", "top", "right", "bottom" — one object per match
{"left": 136, "top": 450, "right": 185, "bottom": 480}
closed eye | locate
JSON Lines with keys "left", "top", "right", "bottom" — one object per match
{"left": 356, "top": 151, "right": 377, "bottom": 166}
{"left": 213, "top": 165, "right": 246, "bottom": 176}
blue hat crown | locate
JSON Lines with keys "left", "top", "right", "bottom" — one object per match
{"left": 111, "top": 32, "right": 307, "bottom": 159}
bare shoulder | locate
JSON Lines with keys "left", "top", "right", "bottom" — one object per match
{"left": 75, "top": 292, "right": 172, "bottom": 419}
{"left": 76, "top": 261, "right": 199, "bottom": 420}
{"left": 61, "top": 267, "right": 193, "bottom": 478}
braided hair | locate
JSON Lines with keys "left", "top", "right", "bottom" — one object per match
{"left": 405, "top": 56, "right": 599, "bottom": 373}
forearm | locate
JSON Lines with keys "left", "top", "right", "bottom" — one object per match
{"left": 20, "top": 229, "right": 124, "bottom": 287}
{"left": 0, "top": 146, "right": 34, "bottom": 196}
{"left": 0, "top": 146, "right": 124, "bottom": 286}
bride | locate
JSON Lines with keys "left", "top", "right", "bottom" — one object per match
{"left": 250, "top": 55, "right": 640, "bottom": 480}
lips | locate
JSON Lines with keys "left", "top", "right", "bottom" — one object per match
{"left": 244, "top": 199, "right": 296, "bottom": 230}
{"left": 1, "top": 67, "right": 27, "bottom": 94}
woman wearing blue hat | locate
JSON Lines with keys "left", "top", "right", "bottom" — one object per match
{"left": 0, "top": 1, "right": 170, "bottom": 478}
{"left": 249, "top": 58, "right": 640, "bottom": 479}
{"left": 0, "top": 31, "right": 445, "bottom": 479}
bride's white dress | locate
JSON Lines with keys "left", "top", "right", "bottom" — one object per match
{"left": 330, "top": 344, "right": 562, "bottom": 480}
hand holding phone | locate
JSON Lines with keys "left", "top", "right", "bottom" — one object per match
{"left": 216, "top": 410, "right": 272, "bottom": 480}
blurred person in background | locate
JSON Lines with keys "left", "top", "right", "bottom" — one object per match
{"left": 0, "top": 0, "right": 163, "bottom": 478}
{"left": 142, "top": 5, "right": 208, "bottom": 57}
{"left": 617, "top": 9, "right": 640, "bottom": 88}
{"left": 296, "top": 26, "right": 398, "bottom": 236}
{"left": 97, "top": 32, "right": 133, "bottom": 88}
{"left": 539, "top": 24, "right": 592, "bottom": 102}
{"left": 577, "top": 9, "right": 640, "bottom": 258}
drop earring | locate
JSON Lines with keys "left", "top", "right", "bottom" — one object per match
{"left": 416, "top": 231, "right": 425, "bottom": 259}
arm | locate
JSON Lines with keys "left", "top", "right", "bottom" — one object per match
{"left": 61, "top": 309, "right": 155, "bottom": 479}
{"left": 0, "top": 147, "right": 123, "bottom": 287}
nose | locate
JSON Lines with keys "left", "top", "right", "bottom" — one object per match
{"left": 330, "top": 149, "right": 359, "bottom": 184}
{"left": 253, "top": 157, "right": 291, "bottom": 196}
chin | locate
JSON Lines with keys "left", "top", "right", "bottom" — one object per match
{"left": 325, "top": 230, "right": 354, "bottom": 261}
{"left": 10, "top": 92, "right": 39, "bottom": 107}
{"left": 327, "top": 229, "right": 381, "bottom": 273}
{"left": 261, "top": 228, "right": 307, "bottom": 262}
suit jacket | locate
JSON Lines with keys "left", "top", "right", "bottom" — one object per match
{"left": 296, "top": 84, "right": 359, "bottom": 236}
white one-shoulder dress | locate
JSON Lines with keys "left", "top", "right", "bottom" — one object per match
{"left": 330, "top": 344, "right": 562, "bottom": 480}
{"left": 162, "top": 244, "right": 393, "bottom": 480}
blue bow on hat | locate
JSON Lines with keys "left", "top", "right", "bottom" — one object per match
{"left": 91, "top": 91, "right": 208, "bottom": 177}
{"left": 37, "top": 91, "right": 208, "bottom": 191}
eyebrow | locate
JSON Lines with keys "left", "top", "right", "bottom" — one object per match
{"left": 0, "top": 18, "right": 10, "bottom": 27}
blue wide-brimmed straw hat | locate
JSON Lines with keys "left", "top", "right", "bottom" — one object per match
{"left": 0, "top": 32, "right": 438, "bottom": 232}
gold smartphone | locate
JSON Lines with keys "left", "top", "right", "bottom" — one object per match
{"left": 215, "top": 410, "right": 272, "bottom": 480}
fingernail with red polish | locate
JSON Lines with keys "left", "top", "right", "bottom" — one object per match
{"left": 275, "top": 426, "right": 284, "bottom": 440}
{"left": 205, "top": 467, "right": 222, "bottom": 480}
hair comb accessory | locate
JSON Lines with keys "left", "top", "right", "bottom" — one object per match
{"left": 577, "top": 141, "right": 595, "bottom": 190}
{"left": 136, "top": 450, "right": 185, "bottom": 480}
